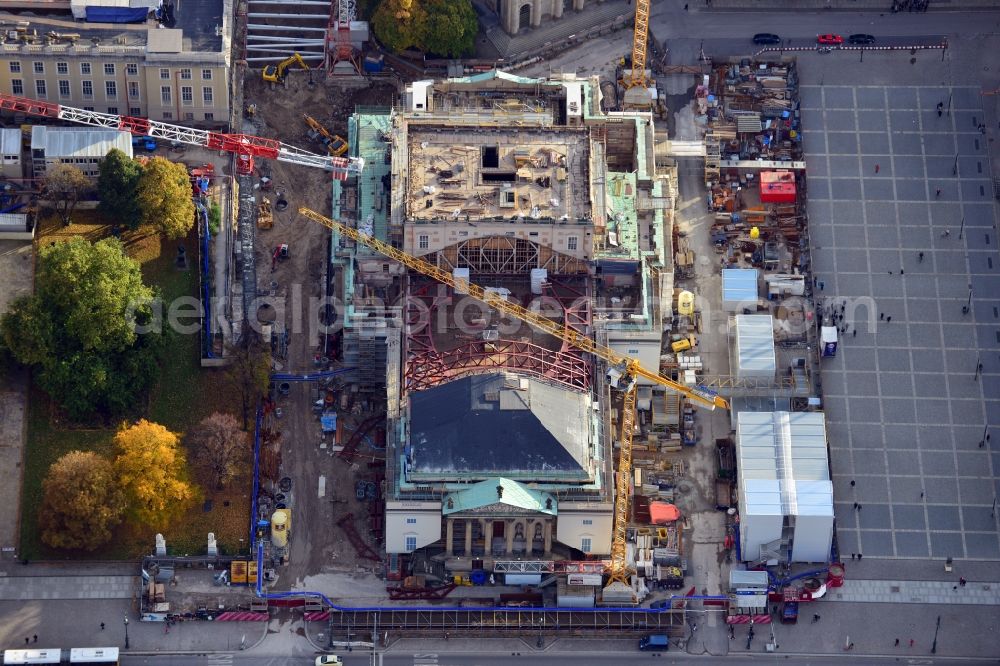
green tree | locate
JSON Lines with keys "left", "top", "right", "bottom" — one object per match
{"left": 187, "top": 412, "right": 250, "bottom": 489}
{"left": 423, "top": 0, "right": 478, "bottom": 58}
{"left": 114, "top": 419, "right": 196, "bottom": 528}
{"left": 136, "top": 156, "right": 196, "bottom": 239}
{"left": 39, "top": 451, "right": 125, "bottom": 551}
{"left": 372, "top": 0, "right": 428, "bottom": 52}
{"left": 97, "top": 148, "right": 144, "bottom": 230}
{"left": 223, "top": 338, "right": 271, "bottom": 429}
{"left": 44, "top": 163, "right": 92, "bottom": 226}
{"left": 0, "top": 237, "right": 163, "bottom": 419}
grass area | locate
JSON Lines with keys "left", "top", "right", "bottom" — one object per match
{"left": 19, "top": 212, "right": 250, "bottom": 561}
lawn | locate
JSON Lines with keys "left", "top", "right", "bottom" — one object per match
{"left": 19, "top": 211, "right": 251, "bottom": 561}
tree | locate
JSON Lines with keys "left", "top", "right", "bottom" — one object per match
{"left": 0, "top": 237, "right": 163, "bottom": 420}
{"left": 44, "top": 163, "right": 92, "bottom": 226}
{"left": 135, "top": 156, "right": 196, "bottom": 239}
{"left": 372, "top": 0, "right": 428, "bottom": 52}
{"left": 97, "top": 148, "right": 144, "bottom": 230}
{"left": 423, "top": 0, "right": 478, "bottom": 58}
{"left": 39, "top": 451, "right": 124, "bottom": 551}
{"left": 187, "top": 412, "right": 250, "bottom": 489}
{"left": 114, "top": 419, "right": 196, "bottom": 528}
{"left": 223, "top": 338, "right": 271, "bottom": 429}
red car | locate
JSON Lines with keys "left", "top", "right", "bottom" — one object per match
{"left": 817, "top": 34, "right": 844, "bottom": 45}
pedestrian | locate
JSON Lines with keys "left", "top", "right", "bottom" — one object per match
{"left": 32, "top": 635, "right": 37, "bottom": 644}
{"left": 909, "top": 639, "right": 915, "bottom": 647}
{"left": 880, "top": 312, "right": 884, "bottom": 320}
{"left": 919, "top": 251, "right": 924, "bottom": 261}
{"left": 852, "top": 329, "right": 857, "bottom": 337}
{"left": 900, "top": 268, "right": 904, "bottom": 275}
{"left": 858, "top": 504, "right": 863, "bottom": 511}
{"left": 895, "top": 638, "right": 900, "bottom": 647}
{"left": 888, "top": 270, "right": 893, "bottom": 275}
{"left": 819, "top": 281, "right": 824, "bottom": 290}
{"left": 874, "top": 163, "right": 880, "bottom": 174}
{"left": 886, "top": 316, "right": 891, "bottom": 323}
{"left": 850, "top": 479, "right": 856, "bottom": 487}
{"left": 858, "top": 553, "right": 863, "bottom": 560}
{"left": 684, "top": 2, "right": 689, "bottom": 8}
{"left": 24, "top": 638, "right": 29, "bottom": 646}
{"left": 812, "top": 613, "right": 821, "bottom": 623}
{"left": 851, "top": 553, "right": 856, "bottom": 560}
{"left": 853, "top": 501, "right": 859, "bottom": 509}
{"left": 935, "top": 188, "right": 942, "bottom": 198}
{"left": 848, "top": 643, "right": 855, "bottom": 650}
{"left": 920, "top": 491, "right": 924, "bottom": 498}
{"left": 100, "top": 622, "right": 105, "bottom": 631}
{"left": 942, "top": 229, "right": 950, "bottom": 237}
{"left": 959, "top": 577, "right": 967, "bottom": 586}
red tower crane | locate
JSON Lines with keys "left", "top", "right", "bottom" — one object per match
{"left": 0, "top": 93, "right": 364, "bottom": 179}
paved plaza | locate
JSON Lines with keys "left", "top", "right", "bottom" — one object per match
{"left": 801, "top": 83, "right": 1000, "bottom": 560}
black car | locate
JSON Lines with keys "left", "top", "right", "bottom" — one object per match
{"left": 753, "top": 33, "right": 781, "bottom": 45}
{"left": 848, "top": 34, "right": 876, "bottom": 44}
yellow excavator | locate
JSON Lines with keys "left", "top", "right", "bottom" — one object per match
{"left": 297, "top": 207, "right": 730, "bottom": 600}
{"left": 304, "top": 115, "right": 348, "bottom": 157}
{"left": 262, "top": 53, "right": 309, "bottom": 86}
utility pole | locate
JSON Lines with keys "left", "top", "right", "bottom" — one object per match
{"left": 123, "top": 617, "right": 129, "bottom": 650}
{"left": 931, "top": 615, "right": 941, "bottom": 654}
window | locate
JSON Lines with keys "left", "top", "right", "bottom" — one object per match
{"left": 33, "top": 62, "right": 44, "bottom": 74}
{"left": 180, "top": 68, "right": 192, "bottom": 80}
{"left": 580, "top": 537, "right": 592, "bottom": 553}
{"left": 58, "top": 80, "right": 70, "bottom": 98}
{"left": 159, "top": 68, "right": 170, "bottom": 80}
{"left": 567, "top": 236, "right": 578, "bottom": 250}
{"left": 8, "top": 62, "right": 20, "bottom": 74}
{"left": 129, "top": 107, "right": 141, "bottom": 116}
{"left": 582, "top": 519, "right": 593, "bottom": 526}
{"left": 405, "top": 536, "right": 417, "bottom": 551}
{"left": 418, "top": 235, "right": 429, "bottom": 249}
{"left": 201, "top": 68, "right": 212, "bottom": 80}
{"left": 202, "top": 87, "right": 213, "bottom": 105}
{"left": 204, "top": 112, "right": 214, "bottom": 121}
{"left": 183, "top": 112, "right": 194, "bottom": 121}
{"left": 11, "top": 79, "right": 22, "bottom": 95}
{"left": 83, "top": 106, "right": 94, "bottom": 111}
{"left": 107, "top": 107, "right": 118, "bottom": 115}
{"left": 181, "top": 86, "right": 192, "bottom": 105}
{"left": 128, "top": 81, "right": 139, "bottom": 99}
{"left": 80, "top": 62, "right": 92, "bottom": 75}
{"left": 405, "top": 518, "right": 417, "bottom": 524}
{"left": 56, "top": 62, "right": 68, "bottom": 75}
{"left": 82, "top": 80, "right": 93, "bottom": 98}
{"left": 162, "top": 111, "right": 172, "bottom": 119}
{"left": 105, "top": 81, "right": 117, "bottom": 99}
{"left": 126, "top": 63, "right": 138, "bottom": 76}
{"left": 103, "top": 63, "right": 115, "bottom": 76}
{"left": 160, "top": 86, "right": 171, "bottom": 104}
{"left": 35, "top": 80, "right": 46, "bottom": 97}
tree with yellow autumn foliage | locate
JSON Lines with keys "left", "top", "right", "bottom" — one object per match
{"left": 114, "top": 419, "right": 196, "bottom": 529}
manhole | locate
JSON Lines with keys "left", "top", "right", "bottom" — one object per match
{"left": 275, "top": 199, "right": 289, "bottom": 211}
{"left": 257, "top": 303, "right": 276, "bottom": 323}
{"left": 279, "top": 477, "right": 292, "bottom": 492}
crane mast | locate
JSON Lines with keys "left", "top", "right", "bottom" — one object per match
{"left": 625, "top": 0, "right": 651, "bottom": 89}
{"left": 298, "top": 206, "right": 730, "bottom": 597}
{"left": 0, "top": 93, "right": 364, "bottom": 178}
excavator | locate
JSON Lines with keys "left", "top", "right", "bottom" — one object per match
{"left": 297, "top": 207, "right": 730, "bottom": 601}
{"left": 304, "top": 115, "right": 348, "bottom": 157}
{"left": 262, "top": 53, "right": 309, "bottom": 86}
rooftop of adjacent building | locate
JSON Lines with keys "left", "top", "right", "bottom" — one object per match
{"left": 0, "top": 0, "right": 225, "bottom": 54}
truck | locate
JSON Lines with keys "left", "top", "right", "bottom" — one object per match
{"left": 638, "top": 634, "right": 669, "bottom": 651}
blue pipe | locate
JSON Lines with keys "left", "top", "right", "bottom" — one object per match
{"left": 198, "top": 202, "right": 213, "bottom": 358}
{"left": 249, "top": 404, "right": 263, "bottom": 550}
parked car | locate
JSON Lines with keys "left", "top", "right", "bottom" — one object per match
{"left": 848, "top": 33, "right": 876, "bottom": 44}
{"left": 131, "top": 135, "right": 157, "bottom": 152}
{"left": 752, "top": 33, "right": 781, "bottom": 45}
{"left": 315, "top": 656, "right": 343, "bottom": 666}
{"left": 817, "top": 34, "right": 844, "bottom": 45}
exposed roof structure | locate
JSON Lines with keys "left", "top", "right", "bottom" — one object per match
{"left": 736, "top": 411, "right": 833, "bottom": 519}
{"left": 30, "top": 127, "right": 132, "bottom": 159}
{"left": 722, "top": 268, "right": 759, "bottom": 310}
{"left": 443, "top": 477, "right": 557, "bottom": 516}
{"left": 407, "top": 373, "right": 592, "bottom": 482}
{"left": 732, "top": 314, "right": 776, "bottom": 379}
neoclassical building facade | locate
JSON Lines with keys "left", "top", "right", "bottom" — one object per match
{"left": 482, "top": 0, "right": 594, "bottom": 35}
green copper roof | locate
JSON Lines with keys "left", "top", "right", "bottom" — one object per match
{"left": 443, "top": 477, "right": 557, "bottom": 516}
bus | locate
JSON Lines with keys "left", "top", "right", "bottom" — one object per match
{"left": 2, "top": 648, "right": 119, "bottom": 665}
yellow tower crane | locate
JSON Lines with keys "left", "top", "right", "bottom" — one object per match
{"left": 297, "top": 207, "right": 730, "bottom": 595}
{"left": 625, "top": 0, "right": 651, "bottom": 90}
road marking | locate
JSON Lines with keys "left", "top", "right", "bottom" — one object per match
{"left": 206, "top": 654, "right": 233, "bottom": 666}
{"left": 318, "top": 474, "right": 326, "bottom": 498}
{"left": 414, "top": 654, "right": 438, "bottom": 665}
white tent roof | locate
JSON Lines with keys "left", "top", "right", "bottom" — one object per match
{"left": 1, "top": 128, "right": 20, "bottom": 156}
{"left": 31, "top": 127, "right": 132, "bottom": 160}
{"left": 722, "top": 268, "right": 758, "bottom": 305}
{"left": 736, "top": 411, "right": 832, "bottom": 518}
{"left": 733, "top": 314, "right": 776, "bottom": 377}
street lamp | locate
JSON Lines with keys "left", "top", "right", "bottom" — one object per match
{"left": 931, "top": 615, "right": 941, "bottom": 654}
{"left": 123, "top": 617, "right": 129, "bottom": 649}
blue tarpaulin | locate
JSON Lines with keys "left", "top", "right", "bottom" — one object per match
{"left": 320, "top": 412, "right": 337, "bottom": 433}
{"left": 85, "top": 6, "right": 150, "bottom": 23}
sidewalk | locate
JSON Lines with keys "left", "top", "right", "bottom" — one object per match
{"left": 704, "top": 0, "right": 1000, "bottom": 10}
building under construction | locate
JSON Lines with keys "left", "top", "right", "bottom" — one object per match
{"left": 330, "top": 70, "right": 682, "bottom": 604}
